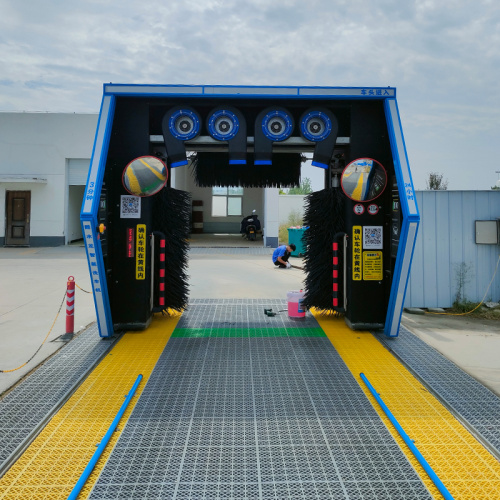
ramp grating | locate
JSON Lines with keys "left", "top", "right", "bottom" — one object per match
{"left": 378, "top": 325, "right": 500, "bottom": 456}
{"left": 89, "top": 301, "right": 431, "bottom": 499}
{"left": 0, "top": 323, "right": 116, "bottom": 472}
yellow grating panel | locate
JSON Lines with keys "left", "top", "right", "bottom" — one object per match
{"left": 0, "top": 311, "right": 181, "bottom": 500}
{"left": 314, "top": 311, "right": 500, "bottom": 500}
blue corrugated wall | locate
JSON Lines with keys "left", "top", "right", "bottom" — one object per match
{"left": 405, "top": 191, "right": 500, "bottom": 308}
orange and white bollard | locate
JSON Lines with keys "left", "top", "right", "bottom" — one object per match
{"left": 66, "top": 276, "right": 75, "bottom": 335}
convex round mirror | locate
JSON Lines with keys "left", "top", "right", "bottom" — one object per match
{"left": 341, "top": 158, "right": 387, "bottom": 202}
{"left": 122, "top": 156, "right": 168, "bottom": 197}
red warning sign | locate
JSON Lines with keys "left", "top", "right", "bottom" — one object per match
{"left": 353, "top": 204, "right": 365, "bottom": 215}
{"left": 126, "top": 228, "right": 134, "bottom": 257}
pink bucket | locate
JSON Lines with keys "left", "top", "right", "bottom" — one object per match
{"left": 287, "top": 290, "right": 306, "bottom": 318}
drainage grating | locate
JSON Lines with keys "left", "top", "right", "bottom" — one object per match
{"left": 89, "top": 301, "right": 431, "bottom": 499}
{"left": 378, "top": 325, "right": 500, "bottom": 456}
{"left": 0, "top": 323, "right": 116, "bottom": 472}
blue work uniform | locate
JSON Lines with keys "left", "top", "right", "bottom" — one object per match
{"left": 272, "top": 245, "right": 290, "bottom": 268}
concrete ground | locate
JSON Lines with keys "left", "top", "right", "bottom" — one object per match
{"left": 1, "top": 235, "right": 499, "bottom": 398}
{"left": 0, "top": 245, "right": 96, "bottom": 395}
{"left": 403, "top": 311, "right": 500, "bottom": 396}
{"left": 187, "top": 233, "right": 307, "bottom": 299}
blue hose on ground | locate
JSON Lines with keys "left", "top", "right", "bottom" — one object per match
{"left": 360, "top": 373, "right": 454, "bottom": 500}
{"left": 67, "top": 374, "right": 143, "bottom": 500}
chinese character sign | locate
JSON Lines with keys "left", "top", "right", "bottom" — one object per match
{"left": 136, "top": 224, "right": 146, "bottom": 280}
{"left": 352, "top": 226, "right": 362, "bottom": 281}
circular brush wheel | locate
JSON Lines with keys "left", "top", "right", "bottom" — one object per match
{"left": 168, "top": 108, "right": 201, "bottom": 141}
{"left": 207, "top": 109, "right": 240, "bottom": 140}
{"left": 261, "top": 109, "right": 294, "bottom": 141}
{"left": 300, "top": 111, "right": 332, "bottom": 142}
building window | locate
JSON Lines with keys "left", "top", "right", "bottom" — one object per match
{"left": 212, "top": 186, "right": 243, "bottom": 217}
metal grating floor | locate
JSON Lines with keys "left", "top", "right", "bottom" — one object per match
{"left": 177, "top": 299, "right": 320, "bottom": 330}
{"left": 316, "top": 312, "right": 500, "bottom": 499}
{"left": 3, "top": 300, "right": 499, "bottom": 498}
{"left": 189, "top": 248, "right": 274, "bottom": 255}
{"left": 378, "top": 325, "right": 500, "bottom": 456}
{"left": 89, "top": 301, "right": 431, "bottom": 499}
{"left": 0, "top": 323, "right": 115, "bottom": 473}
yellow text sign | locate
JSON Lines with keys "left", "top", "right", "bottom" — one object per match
{"left": 352, "top": 226, "right": 362, "bottom": 280}
{"left": 136, "top": 224, "right": 146, "bottom": 280}
{"left": 363, "top": 251, "right": 383, "bottom": 280}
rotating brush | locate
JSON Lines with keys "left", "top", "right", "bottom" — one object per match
{"left": 152, "top": 187, "right": 191, "bottom": 312}
{"left": 191, "top": 152, "right": 301, "bottom": 188}
{"left": 302, "top": 186, "right": 345, "bottom": 312}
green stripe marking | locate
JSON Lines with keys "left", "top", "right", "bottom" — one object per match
{"left": 172, "top": 328, "right": 326, "bottom": 338}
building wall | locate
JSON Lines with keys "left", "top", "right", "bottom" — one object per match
{"left": 189, "top": 183, "right": 264, "bottom": 233}
{"left": 169, "top": 164, "right": 263, "bottom": 233}
{"left": 172, "top": 163, "right": 270, "bottom": 237}
{"left": 405, "top": 190, "right": 500, "bottom": 308}
{"left": 0, "top": 112, "right": 98, "bottom": 246}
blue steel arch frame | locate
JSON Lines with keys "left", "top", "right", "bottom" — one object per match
{"left": 81, "top": 84, "right": 419, "bottom": 338}
{"left": 383, "top": 98, "right": 420, "bottom": 336}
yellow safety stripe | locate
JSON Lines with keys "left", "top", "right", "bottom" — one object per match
{"left": 314, "top": 310, "right": 500, "bottom": 500}
{"left": 0, "top": 312, "right": 180, "bottom": 500}
{"left": 124, "top": 164, "right": 141, "bottom": 194}
{"left": 139, "top": 157, "right": 166, "bottom": 181}
{"left": 351, "top": 171, "right": 366, "bottom": 201}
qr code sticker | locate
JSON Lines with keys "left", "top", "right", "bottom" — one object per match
{"left": 120, "top": 195, "right": 141, "bottom": 219}
{"left": 363, "top": 226, "right": 383, "bottom": 249}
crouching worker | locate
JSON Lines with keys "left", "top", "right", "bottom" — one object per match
{"left": 272, "top": 244, "right": 296, "bottom": 268}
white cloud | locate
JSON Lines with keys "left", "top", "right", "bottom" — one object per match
{"left": 0, "top": 0, "right": 498, "bottom": 188}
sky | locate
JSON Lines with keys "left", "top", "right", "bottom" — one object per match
{"left": 0, "top": 0, "right": 499, "bottom": 191}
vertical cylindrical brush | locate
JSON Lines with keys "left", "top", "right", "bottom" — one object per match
{"left": 302, "top": 186, "right": 345, "bottom": 311}
{"left": 152, "top": 187, "right": 191, "bottom": 312}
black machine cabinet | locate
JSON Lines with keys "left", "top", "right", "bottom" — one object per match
{"left": 105, "top": 100, "right": 154, "bottom": 331}
{"left": 341, "top": 101, "right": 396, "bottom": 330}
{"left": 344, "top": 197, "right": 391, "bottom": 329}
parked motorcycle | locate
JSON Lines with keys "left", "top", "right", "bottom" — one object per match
{"left": 240, "top": 210, "right": 261, "bottom": 241}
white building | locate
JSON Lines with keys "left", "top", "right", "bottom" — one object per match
{"left": 0, "top": 112, "right": 98, "bottom": 246}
